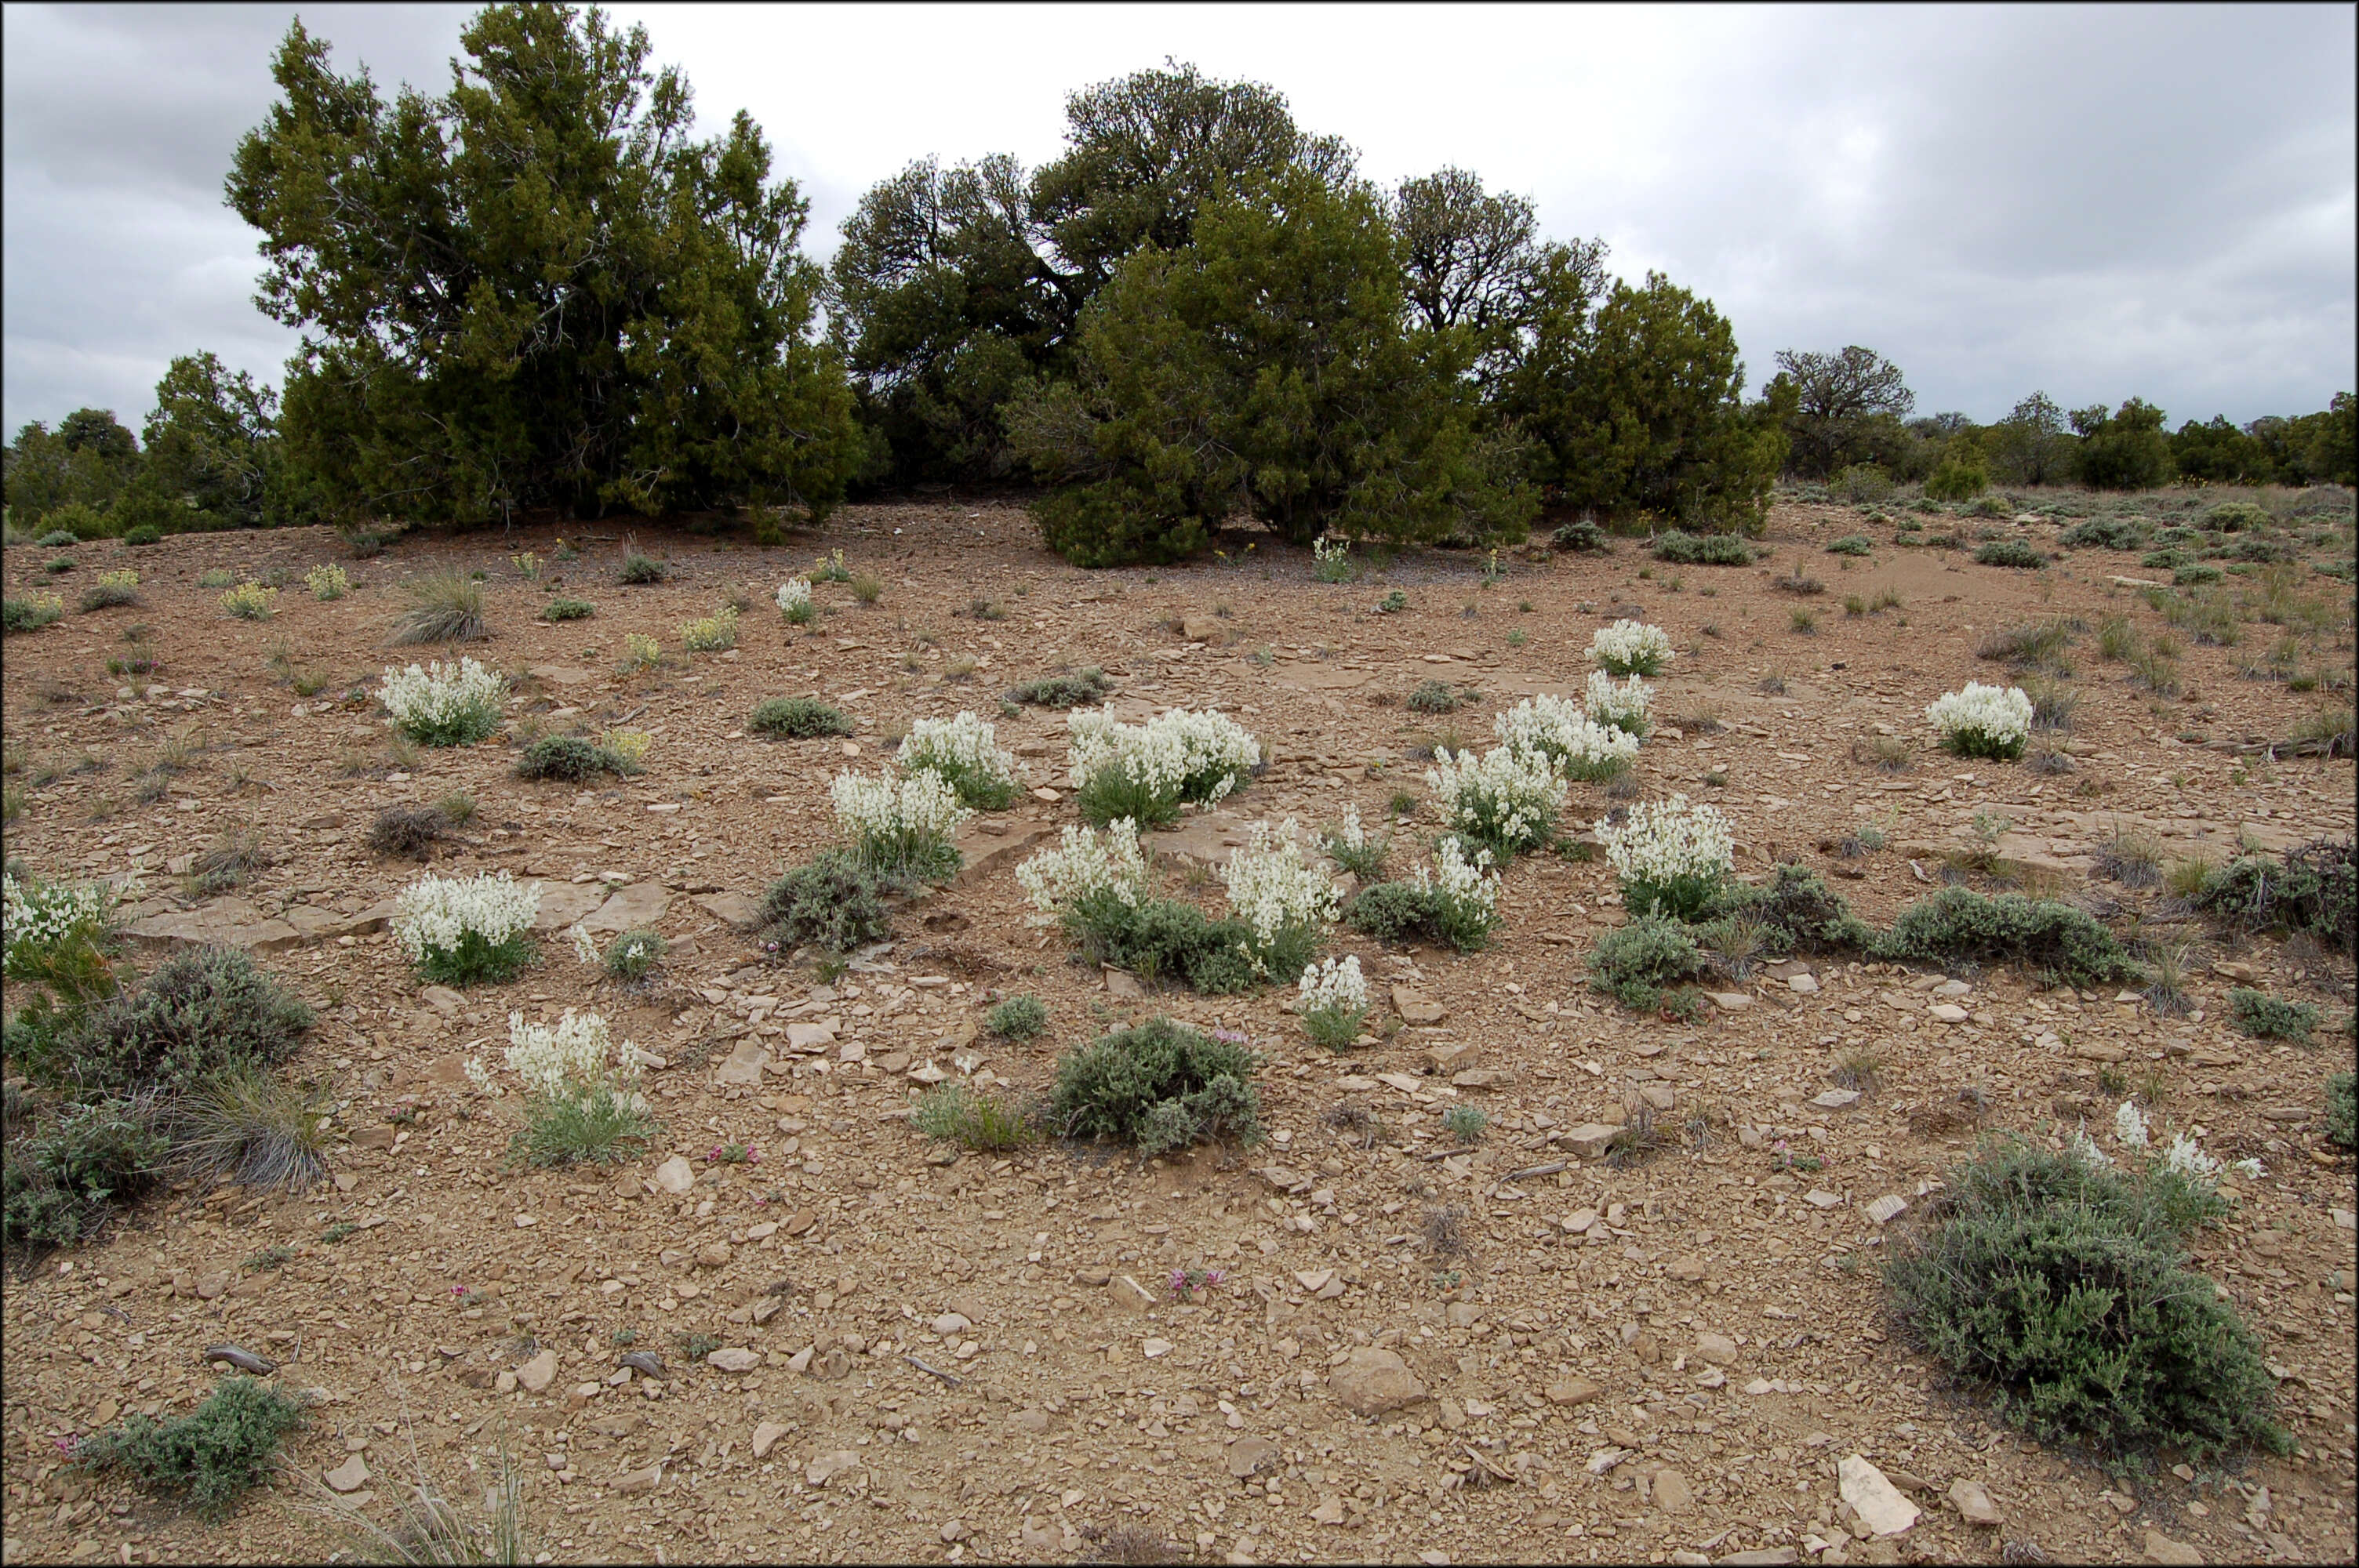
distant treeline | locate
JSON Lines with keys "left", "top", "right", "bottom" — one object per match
{"left": 3, "top": 5, "right": 2353, "bottom": 562}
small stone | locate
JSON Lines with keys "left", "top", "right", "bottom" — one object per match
{"left": 1653, "top": 1467, "right": 1694, "bottom": 1514}
{"left": 1812, "top": 1089, "right": 1859, "bottom": 1110}
{"left": 805, "top": 1450, "right": 861, "bottom": 1487}
{"left": 1142, "top": 1338, "right": 1175, "bottom": 1359}
{"left": 1704, "top": 992, "right": 1754, "bottom": 1011}
{"left": 1227, "top": 1436, "right": 1281, "bottom": 1478}
{"left": 1107, "top": 1274, "right": 1157, "bottom": 1312}
{"left": 1013, "top": 1408, "right": 1052, "bottom": 1434}
{"left": 696, "top": 1242, "right": 731, "bottom": 1269}
{"left": 713, "top": 1040, "right": 771, "bottom": 1086}
{"left": 1391, "top": 985, "right": 1446, "bottom": 1023}
{"left": 1717, "top": 1552, "right": 1800, "bottom": 1567}
{"left": 1564, "top": 1123, "right": 1621, "bottom": 1160}
{"left": 1695, "top": 1333, "right": 1738, "bottom": 1366}
{"left": 1544, "top": 1377, "right": 1602, "bottom": 1406}
{"left": 612, "top": 1463, "right": 663, "bottom": 1495}
{"left": 1864, "top": 1195, "right": 1908, "bottom": 1225}
{"left": 1946, "top": 1478, "right": 2002, "bottom": 1526}
{"left": 1310, "top": 1496, "right": 1346, "bottom": 1525}
{"left": 707, "top": 1348, "right": 760, "bottom": 1373}
{"left": 1329, "top": 1346, "right": 1426, "bottom": 1416}
{"left": 1666, "top": 1254, "right": 1708, "bottom": 1280}
{"left": 1452, "top": 1068, "right": 1515, "bottom": 1090}
{"left": 651, "top": 1156, "right": 694, "bottom": 1194}
{"left": 1804, "top": 1189, "right": 1843, "bottom": 1209}
{"left": 932, "top": 1312, "right": 971, "bottom": 1337}
{"left": 1293, "top": 1268, "right": 1336, "bottom": 1294}
{"left": 1104, "top": 968, "right": 1144, "bottom": 1000}
{"left": 940, "top": 1520, "right": 972, "bottom": 1544}
{"left": 2143, "top": 1529, "right": 2204, "bottom": 1565}
{"left": 1787, "top": 974, "right": 1819, "bottom": 994}
{"left": 1928, "top": 1003, "right": 1968, "bottom": 1023}
{"left": 323, "top": 1454, "right": 369, "bottom": 1494}
{"left": 516, "top": 1349, "right": 558, "bottom": 1393}
{"left": 1837, "top": 1454, "right": 1920, "bottom": 1536}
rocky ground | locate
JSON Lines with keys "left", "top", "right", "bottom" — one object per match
{"left": 2, "top": 493, "right": 2354, "bottom": 1567}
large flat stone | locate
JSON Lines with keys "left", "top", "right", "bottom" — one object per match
{"left": 1270, "top": 662, "right": 1372, "bottom": 692}
{"left": 124, "top": 897, "right": 304, "bottom": 953}
{"left": 691, "top": 891, "right": 762, "bottom": 928}
{"left": 579, "top": 881, "right": 671, "bottom": 935}
{"left": 1329, "top": 1347, "right": 1426, "bottom": 1417}
{"left": 952, "top": 822, "right": 1056, "bottom": 890}
{"left": 532, "top": 880, "right": 609, "bottom": 932}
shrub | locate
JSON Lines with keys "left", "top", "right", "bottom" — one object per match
{"left": 75, "top": 1374, "right": 310, "bottom": 1516}
{"left": 602, "top": 928, "right": 664, "bottom": 982}
{"left": 1550, "top": 519, "right": 1605, "bottom": 552}
{"left": 1442, "top": 1103, "right": 1488, "bottom": 1144}
{"left": 79, "top": 569, "right": 141, "bottom": 612}
{"left": 776, "top": 578, "right": 815, "bottom": 624}
{"left": 1426, "top": 744, "right": 1565, "bottom": 858}
{"left": 2173, "top": 564, "right": 2223, "bottom": 587}
{"left": 389, "top": 570, "right": 486, "bottom": 644}
{"left": 1977, "top": 621, "right": 2072, "bottom": 670}
{"left": 1973, "top": 539, "right": 2046, "bottom": 569}
{"left": 1833, "top": 464, "right": 1894, "bottom": 504}
{"left": 1922, "top": 455, "right": 1989, "bottom": 501}
{"left": 618, "top": 551, "right": 666, "bottom": 585}
{"left": 1219, "top": 819, "right": 1340, "bottom": 980}
{"left": 1587, "top": 916, "right": 1707, "bottom": 1011}
{"left": 1406, "top": 679, "right": 1463, "bottom": 713}
{"left": 1296, "top": 955, "right": 1369, "bottom": 1050}
{"left": 165, "top": 1070, "right": 332, "bottom": 1193}
{"left": 514, "top": 735, "right": 637, "bottom": 782}
{"left": 1494, "top": 694, "right": 1637, "bottom": 783}
{"left": 986, "top": 993, "right": 1049, "bottom": 1041}
{"left": 365, "top": 802, "right": 451, "bottom": 859}
{"left": 849, "top": 572, "right": 885, "bottom": 605}
{"left": 900, "top": 713, "right": 1020, "bottom": 810}
{"left": 755, "top": 849, "right": 895, "bottom": 955}
{"left": 1704, "top": 864, "right": 1875, "bottom": 955}
{"left": 219, "top": 582, "right": 278, "bottom": 620}
{"left": 1925, "top": 682, "right": 2033, "bottom": 760}
{"left": 2328, "top": 1073, "right": 2355, "bottom": 1149}
{"left": 381, "top": 657, "right": 506, "bottom": 746}
{"left": 4, "top": 592, "right": 67, "bottom": 633}
{"left": 1311, "top": 537, "right": 1354, "bottom": 583}
{"left": 1880, "top": 887, "right": 2138, "bottom": 985}
{"left": 1341, "top": 840, "right": 1502, "bottom": 953}
{"left": 1010, "top": 668, "right": 1110, "bottom": 709}
{"left": 1048, "top": 1018, "right": 1262, "bottom": 1156}
{"left": 678, "top": 605, "right": 740, "bottom": 652}
{"left": 1652, "top": 530, "right": 1750, "bottom": 565}
{"left": 65, "top": 947, "right": 314, "bottom": 1098}
{"left": 544, "top": 597, "right": 594, "bottom": 621}
{"left": 831, "top": 768, "right": 968, "bottom": 882}
{"left": 2226, "top": 987, "right": 2318, "bottom": 1042}
{"left": 910, "top": 1083, "right": 1035, "bottom": 1151}
{"left": 189, "top": 828, "right": 273, "bottom": 896}
{"left": 2193, "top": 838, "right": 2355, "bottom": 945}
{"left": 747, "top": 696, "right": 854, "bottom": 741}
{"left": 1588, "top": 619, "right": 1672, "bottom": 677}
{"left": 392, "top": 872, "right": 540, "bottom": 985}
{"left": 2203, "top": 501, "right": 2271, "bottom": 532}
{"left": 1884, "top": 1139, "right": 2288, "bottom": 1463}
{"left": 1597, "top": 793, "right": 1734, "bottom": 920}
{"left": 1583, "top": 671, "right": 1652, "bottom": 739}
{"left": 2059, "top": 517, "right": 2146, "bottom": 551}
{"left": 122, "top": 524, "right": 163, "bottom": 547}
{"left": 1825, "top": 534, "right": 1874, "bottom": 557}
{"left": 1068, "top": 709, "right": 1259, "bottom": 829}
{"left": 304, "top": 564, "right": 350, "bottom": 601}
{"left": 2, "top": 1094, "right": 167, "bottom": 1251}
{"left": 3, "top": 869, "right": 125, "bottom": 1015}
{"left": 1321, "top": 806, "right": 1390, "bottom": 880}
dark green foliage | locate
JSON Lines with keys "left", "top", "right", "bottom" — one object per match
{"left": 1586, "top": 916, "right": 1707, "bottom": 1011}
{"left": 515, "top": 735, "right": 638, "bottom": 782}
{"left": 1339, "top": 879, "right": 1496, "bottom": 953}
{"left": 1652, "top": 529, "right": 1752, "bottom": 564}
{"left": 2070, "top": 398, "right": 2174, "bottom": 490}
{"left": 755, "top": 848, "right": 895, "bottom": 955}
{"left": 1824, "top": 534, "right": 1874, "bottom": 557}
{"left": 58, "top": 947, "right": 314, "bottom": 1098}
{"left": 1703, "top": 865, "right": 1875, "bottom": 955}
{"left": 1012, "top": 164, "right": 1532, "bottom": 564}
{"left": 618, "top": 552, "right": 667, "bottom": 585}
{"left": 985, "top": 993, "right": 1049, "bottom": 1041}
{"left": 1067, "top": 894, "right": 1259, "bottom": 994}
{"left": 1009, "top": 668, "right": 1110, "bottom": 709}
{"left": 2172, "top": 563, "right": 2222, "bottom": 587}
{"left": 1406, "top": 680, "right": 1463, "bottom": 713}
{"left": 749, "top": 697, "right": 854, "bottom": 739}
{"left": 1048, "top": 1018, "right": 1262, "bottom": 1155}
{"left": 2059, "top": 517, "right": 2146, "bottom": 551}
{"left": 1973, "top": 538, "right": 2047, "bottom": 569}
{"left": 2327, "top": 1073, "right": 2354, "bottom": 1149}
{"left": 230, "top": 8, "right": 859, "bottom": 525}
{"left": 1549, "top": 519, "right": 1605, "bottom": 552}
{"left": 412, "top": 926, "right": 535, "bottom": 988}
{"left": 76, "top": 1374, "right": 309, "bottom": 1515}
{"left": 513, "top": 1087, "right": 656, "bottom": 1168}
{"left": 2201, "top": 500, "right": 2273, "bottom": 533}
{"left": 1879, "top": 888, "right": 2139, "bottom": 986}
{"left": 2170, "top": 418, "right": 2275, "bottom": 485}
{"left": 135, "top": 352, "right": 285, "bottom": 530}
{"left": 2226, "top": 988, "right": 2319, "bottom": 1042}
{"left": 3, "top": 1094, "right": 168, "bottom": 1251}
{"left": 543, "top": 597, "right": 594, "bottom": 621}
{"left": 602, "top": 927, "right": 664, "bottom": 982}
{"left": 1884, "top": 1139, "right": 2288, "bottom": 1463}
{"left": 1921, "top": 453, "right": 1989, "bottom": 500}
{"left": 2193, "top": 838, "right": 2355, "bottom": 945}
{"left": 1772, "top": 345, "right": 1914, "bottom": 479}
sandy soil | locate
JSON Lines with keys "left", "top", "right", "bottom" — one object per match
{"left": 2, "top": 495, "right": 2354, "bottom": 1567}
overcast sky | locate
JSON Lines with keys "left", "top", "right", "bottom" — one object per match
{"left": 5, "top": 2, "right": 2352, "bottom": 442}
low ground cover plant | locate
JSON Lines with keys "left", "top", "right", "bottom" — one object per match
{"left": 777, "top": 578, "right": 816, "bottom": 624}
{"left": 61, "top": 946, "right": 314, "bottom": 1098}
{"left": 391, "top": 569, "right": 487, "bottom": 644}
{"left": 392, "top": 871, "right": 540, "bottom": 985}
{"left": 1879, "top": 887, "right": 2138, "bottom": 985}
{"left": 1321, "top": 806, "right": 1390, "bottom": 880}
{"left": 678, "top": 604, "right": 740, "bottom": 652}
{"left": 1584, "top": 670, "right": 1654, "bottom": 740}
{"left": 985, "top": 993, "right": 1048, "bottom": 1041}
{"left": 1341, "top": 839, "right": 1503, "bottom": 953}
{"left": 1973, "top": 538, "right": 2047, "bottom": 569}
{"left": 75, "top": 1374, "right": 309, "bottom": 1516}
{"left": 514, "top": 734, "right": 638, "bottom": 782}
{"left": 749, "top": 696, "right": 854, "bottom": 739}
{"left": 304, "top": 564, "right": 349, "bottom": 601}
{"left": 1597, "top": 793, "right": 1734, "bottom": 919}
{"left": 1651, "top": 530, "right": 1750, "bottom": 565}
{"left": 1885, "top": 1138, "right": 2286, "bottom": 1463}
{"left": 1049, "top": 1018, "right": 1263, "bottom": 1156}
{"left": 911, "top": 1083, "right": 1034, "bottom": 1151}
{"left": 2226, "top": 986, "right": 2319, "bottom": 1042}
{"left": 1010, "top": 667, "right": 1110, "bottom": 709}
{"left": 1587, "top": 916, "right": 1707, "bottom": 1011}
{"left": 2328, "top": 1073, "right": 2355, "bottom": 1149}
{"left": 755, "top": 850, "right": 897, "bottom": 956}
{"left": 467, "top": 1009, "right": 656, "bottom": 1167}
{"left": 2191, "top": 837, "right": 2354, "bottom": 945}
{"left": 4, "top": 591, "right": 67, "bottom": 633}
{"left": 79, "top": 568, "right": 140, "bottom": 612}
{"left": 219, "top": 582, "right": 278, "bottom": 621}
{"left": 1218, "top": 819, "right": 1339, "bottom": 980}
{"left": 381, "top": 657, "right": 505, "bottom": 746}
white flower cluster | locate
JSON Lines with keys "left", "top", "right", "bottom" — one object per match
{"left": 831, "top": 766, "right": 971, "bottom": 845}
{"left": 1584, "top": 671, "right": 1653, "bottom": 738}
{"left": 1313, "top": 538, "right": 1347, "bottom": 567}
{"left": 2, "top": 870, "right": 121, "bottom": 965}
{"left": 1016, "top": 818, "right": 1151, "bottom": 921}
{"left": 1221, "top": 819, "right": 1340, "bottom": 950}
{"left": 391, "top": 871, "right": 542, "bottom": 964}
{"left": 1595, "top": 793, "right": 1735, "bottom": 888}
{"left": 2067, "top": 1127, "right": 2113, "bottom": 1171}
{"left": 1410, "top": 837, "right": 1502, "bottom": 924}
{"left": 1331, "top": 805, "right": 1369, "bottom": 851}
{"left": 1925, "top": 682, "right": 2032, "bottom": 753}
{"left": 2115, "top": 1099, "right": 2150, "bottom": 1149}
{"left": 1296, "top": 953, "right": 1368, "bottom": 1015}
{"left": 1588, "top": 619, "right": 1674, "bottom": 677}
{"left": 1496, "top": 692, "right": 1640, "bottom": 777}
{"left": 380, "top": 656, "right": 506, "bottom": 738}
{"left": 466, "top": 1009, "right": 644, "bottom": 1104}
{"left": 1426, "top": 744, "right": 1566, "bottom": 851}
{"left": 901, "top": 712, "right": 1019, "bottom": 793}
{"left": 776, "top": 578, "right": 812, "bottom": 614}
{"left": 568, "top": 924, "right": 600, "bottom": 966}
{"left": 1069, "top": 707, "right": 1260, "bottom": 804}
